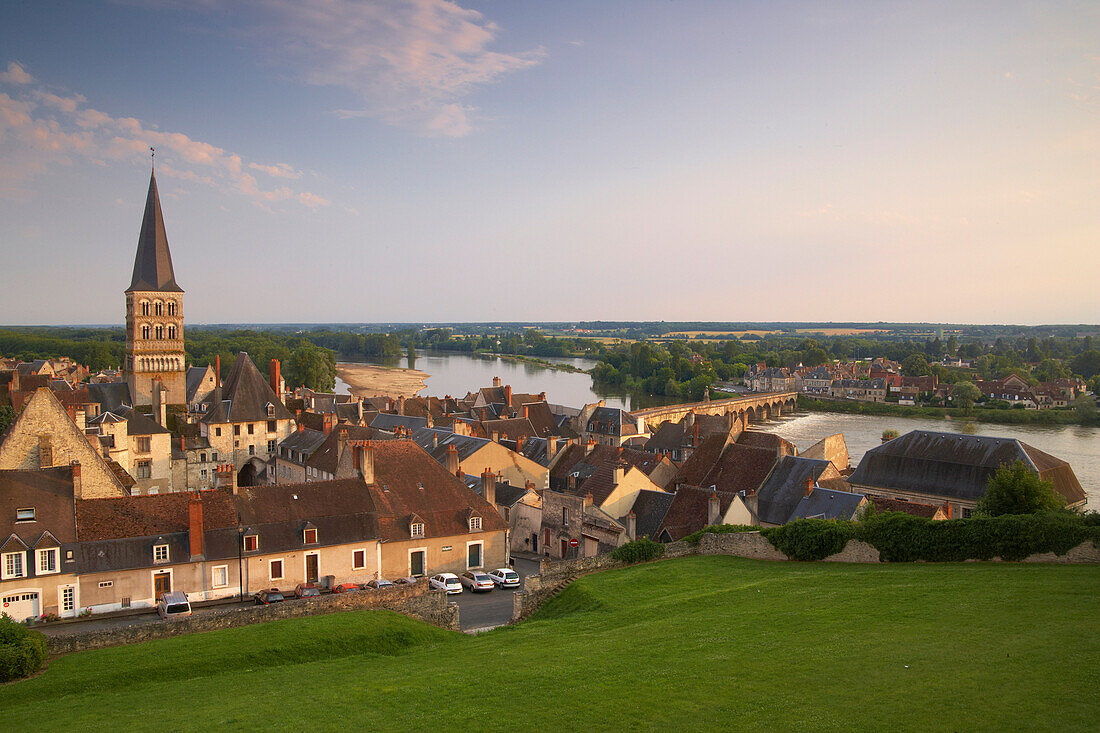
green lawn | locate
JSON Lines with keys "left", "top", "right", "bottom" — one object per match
{"left": 3, "top": 556, "right": 1098, "bottom": 731}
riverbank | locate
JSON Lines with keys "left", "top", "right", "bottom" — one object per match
{"left": 335, "top": 362, "right": 428, "bottom": 397}
{"left": 486, "top": 352, "right": 589, "bottom": 373}
{"left": 797, "top": 395, "right": 1098, "bottom": 427}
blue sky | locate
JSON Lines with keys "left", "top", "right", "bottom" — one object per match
{"left": 1, "top": 1, "right": 1097, "bottom": 325}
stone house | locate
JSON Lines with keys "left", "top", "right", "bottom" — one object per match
{"left": 830, "top": 378, "right": 888, "bottom": 402}
{"left": 576, "top": 403, "right": 649, "bottom": 447}
{"left": 410, "top": 427, "right": 549, "bottom": 490}
{"left": 538, "top": 489, "right": 625, "bottom": 560}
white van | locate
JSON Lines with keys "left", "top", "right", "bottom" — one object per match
{"left": 156, "top": 591, "right": 192, "bottom": 620}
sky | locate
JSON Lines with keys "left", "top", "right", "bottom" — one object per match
{"left": 0, "top": 0, "right": 1097, "bottom": 326}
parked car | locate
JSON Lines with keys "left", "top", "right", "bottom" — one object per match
{"left": 295, "top": 583, "right": 321, "bottom": 599}
{"left": 429, "top": 573, "right": 462, "bottom": 595}
{"left": 460, "top": 571, "right": 495, "bottom": 593}
{"left": 156, "top": 591, "right": 192, "bottom": 620}
{"left": 333, "top": 583, "right": 361, "bottom": 593}
{"left": 487, "top": 567, "right": 521, "bottom": 589}
{"left": 253, "top": 588, "right": 285, "bottom": 605}
{"left": 393, "top": 576, "right": 418, "bottom": 585}
{"left": 365, "top": 579, "right": 395, "bottom": 590}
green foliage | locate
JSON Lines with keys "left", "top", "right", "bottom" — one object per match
{"left": 0, "top": 615, "right": 47, "bottom": 682}
{"left": 681, "top": 524, "right": 760, "bottom": 544}
{"left": 901, "top": 353, "right": 930, "bottom": 376}
{"left": 881, "top": 429, "right": 899, "bottom": 441}
{"left": 951, "top": 381, "right": 981, "bottom": 411}
{"left": 0, "top": 405, "right": 15, "bottom": 433}
{"left": 610, "top": 538, "right": 666, "bottom": 564}
{"left": 856, "top": 511, "right": 1100, "bottom": 562}
{"left": 287, "top": 343, "right": 336, "bottom": 392}
{"left": 762, "top": 519, "right": 855, "bottom": 561}
{"left": 976, "top": 461, "right": 1064, "bottom": 516}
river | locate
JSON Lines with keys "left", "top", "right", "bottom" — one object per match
{"left": 335, "top": 351, "right": 1097, "bottom": 510}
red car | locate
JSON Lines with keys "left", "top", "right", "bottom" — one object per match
{"left": 295, "top": 583, "right": 321, "bottom": 599}
{"left": 333, "top": 583, "right": 361, "bottom": 593}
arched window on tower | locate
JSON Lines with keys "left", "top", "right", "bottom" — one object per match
{"left": 141, "top": 324, "right": 150, "bottom": 340}
{"left": 141, "top": 301, "right": 150, "bottom": 316}
{"left": 167, "top": 325, "right": 177, "bottom": 340}
{"left": 155, "top": 324, "right": 164, "bottom": 340}
{"left": 167, "top": 301, "right": 177, "bottom": 316}
{"left": 154, "top": 301, "right": 163, "bottom": 316}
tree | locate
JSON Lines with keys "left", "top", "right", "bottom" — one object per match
{"left": 1073, "top": 393, "right": 1096, "bottom": 422}
{"left": 1032, "top": 359, "right": 1067, "bottom": 383}
{"left": 881, "top": 429, "right": 899, "bottom": 443}
{"left": 1070, "top": 350, "right": 1100, "bottom": 380}
{"left": 0, "top": 405, "right": 15, "bottom": 433}
{"left": 951, "top": 381, "right": 980, "bottom": 411}
{"left": 287, "top": 343, "right": 336, "bottom": 392}
{"left": 976, "top": 460, "right": 1064, "bottom": 516}
{"left": 901, "top": 354, "right": 930, "bottom": 377}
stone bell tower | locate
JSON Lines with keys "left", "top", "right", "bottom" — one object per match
{"left": 124, "top": 165, "right": 187, "bottom": 406}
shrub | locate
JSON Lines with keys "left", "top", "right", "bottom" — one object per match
{"left": 0, "top": 614, "right": 47, "bottom": 682}
{"left": 682, "top": 524, "right": 759, "bottom": 545}
{"left": 611, "top": 538, "right": 666, "bottom": 564}
{"left": 976, "top": 460, "right": 1064, "bottom": 516}
{"left": 763, "top": 519, "right": 855, "bottom": 561}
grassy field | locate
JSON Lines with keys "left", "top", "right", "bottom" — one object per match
{"left": 3, "top": 556, "right": 1097, "bottom": 731}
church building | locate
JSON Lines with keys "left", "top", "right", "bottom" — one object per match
{"left": 124, "top": 168, "right": 187, "bottom": 406}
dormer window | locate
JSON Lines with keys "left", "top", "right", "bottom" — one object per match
{"left": 410, "top": 522, "right": 425, "bottom": 538}
{"left": 303, "top": 528, "right": 318, "bottom": 545}
{"left": 16, "top": 508, "right": 35, "bottom": 522}
{"left": 244, "top": 534, "right": 258, "bottom": 552}
{"left": 153, "top": 544, "right": 169, "bottom": 563}
{"left": 267, "top": 403, "right": 275, "bottom": 418}
{"left": 469, "top": 516, "right": 482, "bottom": 532}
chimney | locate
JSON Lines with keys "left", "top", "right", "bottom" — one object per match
{"left": 214, "top": 355, "right": 222, "bottom": 404}
{"left": 179, "top": 436, "right": 185, "bottom": 452}
{"left": 456, "top": 467, "right": 465, "bottom": 482}
{"left": 546, "top": 435, "right": 558, "bottom": 460}
{"left": 70, "top": 460, "right": 83, "bottom": 500}
{"left": 504, "top": 385, "right": 512, "bottom": 406}
{"left": 75, "top": 406, "right": 86, "bottom": 433}
{"left": 397, "top": 395, "right": 405, "bottom": 415}
{"left": 804, "top": 475, "right": 814, "bottom": 498}
{"left": 525, "top": 479, "right": 535, "bottom": 492}
{"left": 270, "top": 359, "right": 282, "bottom": 399}
{"left": 708, "top": 492, "right": 721, "bottom": 526}
{"left": 482, "top": 468, "right": 496, "bottom": 506}
{"left": 585, "top": 438, "right": 596, "bottom": 456}
{"left": 189, "top": 493, "right": 205, "bottom": 560}
{"left": 516, "top": 435, "right": 524, "bottom": 453}
{"left": 153, "top": 379, "right": 167, "bottom": 427}
{"left": 446, "top": 444, "right": 460, "bottom": 474}
{"left": 297, "top": 420, "right": 304, "bottom": 434}
{"left": 493, "top": 376, "right": 501, "bottom": 387}
{"left": 626, "top": 511, "right": 636, "bottom": 541}
{"left": 523, "top": 405, "right": 530, "bottom": 420}
{"left": 537, "top": 391, "right": 546, "bottom": 402}
{"left": 337, "top": 428, "right": 348, "bottom": 461}
{"left": 491, "top": 431, "right": 500, "bottom": 443}
{"left": 613, "top": 462, "right": 625, "bottom": 485}
{"left": 359, "top": 441, "right": 375, "bottom": 485}
{"left": 323, "top": 412, "right": 334, "bottom": 436}
{"left": 943, "top": 501, "right": 952, "bottom": 519}
{"left": 583, "top": 491, "right": 594, "bottom": 510}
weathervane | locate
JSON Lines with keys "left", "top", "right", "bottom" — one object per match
{"left": 150, "top": 146, "right": 155, "bottom": 166}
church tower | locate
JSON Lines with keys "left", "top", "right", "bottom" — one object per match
{"left": 124, "top": 167, "right": 187, "bottom": 406}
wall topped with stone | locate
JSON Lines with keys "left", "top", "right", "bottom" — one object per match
{"left": 47, "top": 579, "right": 458, "bottom": 656}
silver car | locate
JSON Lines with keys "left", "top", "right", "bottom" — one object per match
{"left": 460, "top": 571, "right": 495, "bottom": 593}
{"left": 487, "top": 567, "right": 521, "bottom": 589}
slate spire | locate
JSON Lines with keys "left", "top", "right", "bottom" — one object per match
{"left": 126, "top": 168, "right": 182, "bottom": 293}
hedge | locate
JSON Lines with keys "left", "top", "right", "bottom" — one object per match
{"left": 682, "top": 524, "right": 759, "bottom": 545}
{"left": 0, "top": 615, "right": 47, "bottom": 682}
{"left": 611, "top": 538, "right": 666, "bottom": 564}
{"left": 684, "top": 512, "right": 1100, "bottom": 563}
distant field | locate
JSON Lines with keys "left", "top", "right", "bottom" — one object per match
{"left": 666, "top": 328, "right": 888, "bottom": 338}
{"left": 3, "top": 556, "right": 1096, "bottom": 731}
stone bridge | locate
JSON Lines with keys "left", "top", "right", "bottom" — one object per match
{"left": 632, "top": 391, "right": 799, "bottom": 430}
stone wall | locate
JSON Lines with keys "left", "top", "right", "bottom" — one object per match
{"left": 47, "top": 579, "right": 458, "bottom": 656}
{"left": 696, "top": 532, "right": 789, "bottom": 560}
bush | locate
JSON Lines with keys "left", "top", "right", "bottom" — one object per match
{"left": 855, "top": 511, "right": 1100, "bottom": 562}
{"left": 0, "top": 614, "right": 47, "bottom": 682}
{"left": 611, "top": 538, "right": 666, "bottom": 564}
{"left": 682, "top": 524, "right": 760, "bottom": 545}
{"left": 762, "top": 519, "right": 855, "bottom": 561}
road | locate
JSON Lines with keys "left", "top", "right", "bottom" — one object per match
{"left": 452, "top": 558, "right": 539, "bottom": 632}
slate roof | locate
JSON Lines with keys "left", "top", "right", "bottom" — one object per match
{"left": 201, "top": 352, "right": 294, "bottom": 424}
{"left": 670, "top": 432, "right": 734, "bottom": 488}
{"left": 789, "top": 488, "right": 865, "bottom": 521}
{"left": 848, "top": 430, "right": 1087, "bottom": 506}
{"left": 186, "top": 366, "right": 212, "bottom": 403}
{"left": 86, "top": 382, "right": 133, "bottom": 413}
{"left": 126, "top": 170, "right": 183, "bottom": 293}
{"left": 627, "top": 489, "right": 675, "bottom": 540}
{"left": 277, "top": 428, "right": 329, "bottom": 463}
{"left": 409, "top": 427, "right": 490, "bottom": 464}
{"left": 370, "top": 413, "right": 429, "bottom": 433}
{"left": 75, "top": 490, "right": 237, "bottom": 542}
{"left": 755, "top": 456, "right": 834, "bottom": 525}
{"left": 306, "top": 425, "right": 389, "bottom": 475}
{"left": 586, "top": 406, "right": 641, "bottom": 436}
{"left": 120, "top": 407, "right": 170, "bottom": 436}
{"left": 656, "top": 485, "right": 741, "bottom": 541}
{"left": 482, "top": 418, "right": 539, "bottom": 441}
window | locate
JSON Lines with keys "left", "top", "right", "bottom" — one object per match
{"left": 269, "top": 559, "right": 284, "bottom": 581}
{"left": 37, "top": 548, "right": 59, "bottom": 574}
{"left": 248, "top": 444, "right": 255, "bottom": 456}
{"left": 410, "top": 522, "right": 425, "bottom": 538}
{"left": 562, "top": 507, "right": 569, "bottom": 525}
{"left": 215, "top": 428, "right": 222, "bottom": 437}
{"left": 962, "top": 508, "right": 973, "bottom": 519}
{"left": 244, "top": 535, "right": 258, "bottom": 552}
{"left": 155, "top": 325, "right": 163, "bottom": 339}
{"left": 267, "top": 440, "right": 276, "bottom": 453}
{"left": 153, "top": 544, "right": 169, "bottom": 563}
{"left": 141, "top": 325, "right": 150, "bottom": 339}
{"left": 200, "top": 469, "right": 207, "bottom": 479}
{"left": 352, "top": 549, "right": 367, "bottom": 570}
{"left": 200, "top": 452, "right": 207, "bottom": 463}
{"left": 247, "top": 424, "right": 254, "bottom": 435}
{"left": 99, "top": 580, "right": 113, "bottom": 588}
{"left": 211, "top": 452, "right": 218, "bottom": 462}
{"left": 234, "top": 425, "right": 241, "bottom": 436}
{"left": 136, "top": 436, "right": 151, "bottom": 453}
{"left": 303, "top": 528, "right": 318, "bottom": 545}
{"left": 141, "top": 301, "right": 150, "bottom": 316}
{"left": 2, "top": 552, "right": 25, "bottom": 579}
{"left": 467, "top": 542, "right": 483, "bottom": 569}
{"left": 167, "top": 325, "right": 177, "bottom": 339}
{"left": 267, "top": 420, "right": 277, "bottom": 432}
{"left": 212, "top": 565, "right": 229, "bottom": 588}
{"left": 16, "top": 507, "right": 35, "bottom": 522}
{"left": 469, "top": 516, "right": 482, "bottom": 531}
{"left": 136, "top": 460, "right": 152, "bottom": 479}
{"left": 154, "top": 301, "right": 163, "bottom": 316}
{"left": 61, "top": 586, "right": 75, "bottom": 613}
{"left": 267, "top": 405, "right": 275, "bottom": 418}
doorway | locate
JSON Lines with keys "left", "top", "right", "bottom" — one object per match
{"left": 305, "top": 553, "right": 319, "bottom": 584}
{"left": 153, "top": 571, "right": 171, "bottom": 597}
{"left": 410, "top": 550, "right": 426, "bottom": 577}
